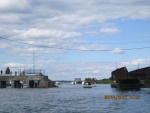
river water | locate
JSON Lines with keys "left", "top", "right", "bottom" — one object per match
{"left": 0, "top": 84, "right": 149, "bottom": 113}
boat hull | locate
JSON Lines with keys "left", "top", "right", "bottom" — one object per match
{"left": 83, "top": 85, "right": 92, "bottom": 88}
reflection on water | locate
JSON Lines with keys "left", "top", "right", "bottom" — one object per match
{"left": 0, "top": 84, "right": 149, "bottom": 113}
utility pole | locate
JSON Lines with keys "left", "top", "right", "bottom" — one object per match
{"left": 116, "top": 62, "right": 118, "bottom": 69}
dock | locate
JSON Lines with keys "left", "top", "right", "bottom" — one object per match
{"left": 0, "top": 75, "right": 55, "bottom": 88}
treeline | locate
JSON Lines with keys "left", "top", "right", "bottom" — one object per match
{"left": 0, "top": 67, "right": 11, "bottom": 75}
{"left": 84, "top": 77, "right": 113, "bottom": 84}
{"left": 140, "top": 80, "right": 150, "bottom": 84}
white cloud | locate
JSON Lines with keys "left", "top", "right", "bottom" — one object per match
{"left": 41, "top": 61, "right": 115, "bottom": 80}
{"left": 0, "top": 0, "right": 28, "bottom": 10}
{"left": 74, "top": 44, "right": 111, "bottom": 51}
{"left": 100, "top": 27, "right": 120, "bottom": 34}
{"left": 14, "top": 28, "right": 81, "bottom": 39}
{"left": 121, "top": 59, "right": 147, "bottom": 66}
{"left": 0, "top": 60, "right": 115, "bottom": 80}
{"left": 1, "top": 0, "right": 150, "bottom": 28}
{"left": 8, "top": 47, "right": 66, "bottom": 56}
{"left": 0, "top": 43, "right": 9, "bottom": 48}
{"left": 2, "top": 63, "right": 25, "bottom": 68}
{"left": 0, "top": 0, "right": 150, "bottom": 80}
{"left": 119, "top": 58, "right": 150, "bottom": 71}
{"left": 112, "top": 48, "right": 124, "bottom": 54}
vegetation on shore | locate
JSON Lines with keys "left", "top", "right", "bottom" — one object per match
{"left": 83, "top": 78, "right": 150, "bottom": 85}
{"left": 77, "top": 77, "right": 113, "bottom": 84}
{"left": 76, "top": 77, "right": 150, "bottom": 86}
{"left": 140, "top": 79, "right": 150, "bottom": 87}
{"left": 95, "top": 79, "right": 113, "bottom": 84}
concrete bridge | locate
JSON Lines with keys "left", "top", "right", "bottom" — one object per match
{"left": 111, "top": 66, "right": 150, "bottom": 89}
{"left": 0, "top": 75, "right": 49, "bottom": 88}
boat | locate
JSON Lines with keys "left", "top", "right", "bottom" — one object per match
{"left": 91, "top": 82, "right": 96, "bottom": 87}
{"left": 82, "top": 80, "right": 85, "bottom": 85}
{"left": 55, "top": 81, "right": 61, "bottom": 87}
{"left": 83, "top": 82, "right": 92, "bottom": 88}
{"left": 71, "top": 81, "right": 76, "bottom": 85}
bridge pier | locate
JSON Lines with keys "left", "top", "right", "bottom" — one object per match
{"left": 14, "top": 80, "right": 22, "bottom": 88}
{"left": 117, "top": 79, "right": 141, "bottom": 90}
{"left": 29, "top": 80, "right": 40, "bottom": 88}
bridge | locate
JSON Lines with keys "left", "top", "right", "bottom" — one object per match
{"left": 111, "top": 66, "right": 150, "bottom": 90}
{"left": 129, "top": 67, "right": 150, "bottom": 80}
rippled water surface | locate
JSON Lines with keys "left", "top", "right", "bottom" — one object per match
{"left": 0, "top": 84, "right": 149, "bottom": 113}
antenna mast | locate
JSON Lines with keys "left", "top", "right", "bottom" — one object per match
{"left": 116, "top": 62, "right": 118, "bottom": 69}
{"left": 33, "top": 50, "right": 35, "bottom": 74}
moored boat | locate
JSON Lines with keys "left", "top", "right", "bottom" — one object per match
{"left": 91, "top": 82, "right": 96, "bottom": 87}
{"left": 82, "top": 80, "right": 85, "bottom": 85}
{"left": 71, "top": 81, "right": 76, "bottom": 85}
{"left": 55, "top": 81, "right": 61, "bottom": 87}
{"left": 83, "top": 82, "right": 92, "bottom": 88}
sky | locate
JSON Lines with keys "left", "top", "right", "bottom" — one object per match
{"left": 0, "top": 0, "right": 150, "bottom": 80}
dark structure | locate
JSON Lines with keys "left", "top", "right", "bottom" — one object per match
{"left": 129, "top": 67, "right": 150, "bottom": 80}
{"left": 111, "top": 66, "right": 150, "bottom": 90}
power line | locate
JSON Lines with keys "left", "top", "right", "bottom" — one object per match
{"left": 122, "top": 46, "right": 150, "bottom": 50}
{"left": 1, "top": 36, "right": 150, "bottom": 45}
{"left": 80, "top": 40, "right": 150, "bottom": 45}
{"left": 1, "top": 36, "right": 150, "bottom": 51}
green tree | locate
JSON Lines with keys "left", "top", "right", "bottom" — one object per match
{"left": 85, "top": 78, "right": 91, "bottom": 81}
{"left": 92, "top": 78, "right": 96, "bottom": 81}
{"left": 5, "top": 67, "right": 10, "bottom": 74}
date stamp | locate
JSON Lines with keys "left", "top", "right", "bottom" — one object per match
{"left": 104, "top": 95, "right": 141, "bottom": 100}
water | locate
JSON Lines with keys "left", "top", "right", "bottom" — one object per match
{"left": 0, "top": 84, "right": 149, "bottom": 113}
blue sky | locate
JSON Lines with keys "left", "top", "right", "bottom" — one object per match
{"left": 0, "top": 0, "right": 150, "bottom": 80}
